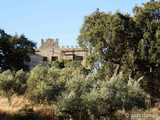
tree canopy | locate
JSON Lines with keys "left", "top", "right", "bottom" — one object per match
{"left": 0, "top": 29, "right": 36, "bottom": 71}
{"left": 77, "top": 0, "right": 160, "bottom": 100}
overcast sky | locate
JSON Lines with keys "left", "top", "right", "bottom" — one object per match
{"left": 0, "top": 0, "right": 149, "bottom": 47}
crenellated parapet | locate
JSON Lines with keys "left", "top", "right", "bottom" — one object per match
{"left": 61, "top": 45, "right": 88, "bottom": 50}
{"left": 40, "top": 38, "right": 59, "bottom": 49}
{"left": 40, "top": 38, "right": 89, "bottom": 51}
{"left": 41, "top": 38, "right": 59, "bottom": 44}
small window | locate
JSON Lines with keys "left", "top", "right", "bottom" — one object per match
{"left": 43, "top": 57, "right": 48, "bottom": 61}
{"left": 73, "top": 55, "right": 83, "bottom": 61}
{"left": 52, "top": 56, "right": 58, "bottom": 61}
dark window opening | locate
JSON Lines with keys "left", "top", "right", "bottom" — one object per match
{"left": 52, "top": 56, "right": 58, "bottom": 61}
{"left": 73, "top": 55, "right": 83, "bottom": 61}
{"left": 43, "top": 57, "right": 48, "bottom": 61}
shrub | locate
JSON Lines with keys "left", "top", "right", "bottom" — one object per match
{"left": 54, "top": 70, "right": 98, "bottom": 120}
{"left": 14, "top": 70, "right": 29, "bottom": 95}
{"left": 0, "top": 70, "right": 29, "bottom": 103}
{"left": 26, "top": 65, "right": 61, "bottom": 103}
{"left": 29, "top": 81, "right": 51, "bottom": 103}
{"left": 0, "top": 70, "right": 15, "bottom": 103}
{"left": 26, "top": 65, "right": 47, "bottom": 95}
{"left": 54, "top": 71, "right": 146, "bottom": 119}
{"left": 86, "top": 72, "right": 146, "bottom": 119}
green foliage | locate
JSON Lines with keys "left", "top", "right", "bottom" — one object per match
{"left": 26, "top": 65, "right": 49, "bottom": 103}
{"left": 78, "top": 9, "right": 139, "bottom": 69}
{"left": 133, "top": 0, "right": 160, "bottom": 69}
{"left": 54, "top": 71, "right": 145, "bottom": 119}
{"left": 51, "top": 59, "right": 90, "bottom": 76}
{"left": 14, "top": 70, "right": 29, "bottom": 95}
{"left": 86, "top": 72, "right": 145, "bottom": 119}
{"left": 0, "top": 60, "right": 146, "bottom": 119}
{"left": 77, "top": 1, "right": 160, "bottom": 99}
{"left": 29, "top": 81, "right": 51, "bottom": 103}
{"left": 51, "top": 59, "right": 83, "bottom": 69}
{"left": 0, "top": 70, "right": 15, "bottom": 102}
{"left": 0, "top": 1, "right": 158, "bottom": 119}
{"left": 0, "top": 29, "right": 36, "bottom": 71}
{"left": 50, "top": 59, "right": 66, "bottom": 69}
{"left": 0, "top": 69, "right": 28, "bottom": 103}
{"left": 26, "top": 64, "right": 65, "bottom": 103}
{"left": 54, "top": 69, "right": 97, "bottom": 119}
{"left": 26, "top": 60, "right": 88, "bottom": 103}
{"left": 133, "top": 0, "right": 160, "bottom": 99}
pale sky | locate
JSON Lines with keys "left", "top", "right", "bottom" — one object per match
{"left": 0, "top": 0, "right": 149, "bottom": 47}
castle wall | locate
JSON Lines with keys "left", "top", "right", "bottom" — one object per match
{"left": 28, "top": 38, "right": 90, "bottom": 69}
{"left": 26, "top": 53, "right": 48, "bottom": 68}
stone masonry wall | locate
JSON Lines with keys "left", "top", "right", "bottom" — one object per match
{"left": 28, "top": 38, "right": 90, "bottom": 69}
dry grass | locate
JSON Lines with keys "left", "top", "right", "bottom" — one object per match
{"left": 0, "top": 94, "right": 56, "bottom": 120}
{"left": 0, "top": 94, "right": 30, "bottom": 114}
{"left": 0, "top": 95, "right": 159, "bottom": 120}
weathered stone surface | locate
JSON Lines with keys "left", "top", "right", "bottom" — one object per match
{"left": 28, "top": 38, "right": 90, "bottom": 69}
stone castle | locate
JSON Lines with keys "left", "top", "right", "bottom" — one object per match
{"left": 28, "top": 38, "right": 90, "bottom": 68}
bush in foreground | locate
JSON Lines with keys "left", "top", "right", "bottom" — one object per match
{"left": 54, "top": 71, "right": 145, "bottom": 120}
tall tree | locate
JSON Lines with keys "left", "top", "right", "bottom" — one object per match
{"left": 77, "top": 9, "right": 140, "bottom": 75}
{"left": 133, "top": 0, "right": 160, "bottom": 100}
{"left": 77, "top": 0, "right": 160, "bottom": 100}
{"left": 0, "top": 29, "right": 36, "bottom": 71}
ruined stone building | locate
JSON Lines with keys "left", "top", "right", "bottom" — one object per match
{"left": 28, "top": 38, "right": 90, "bottom": 68}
